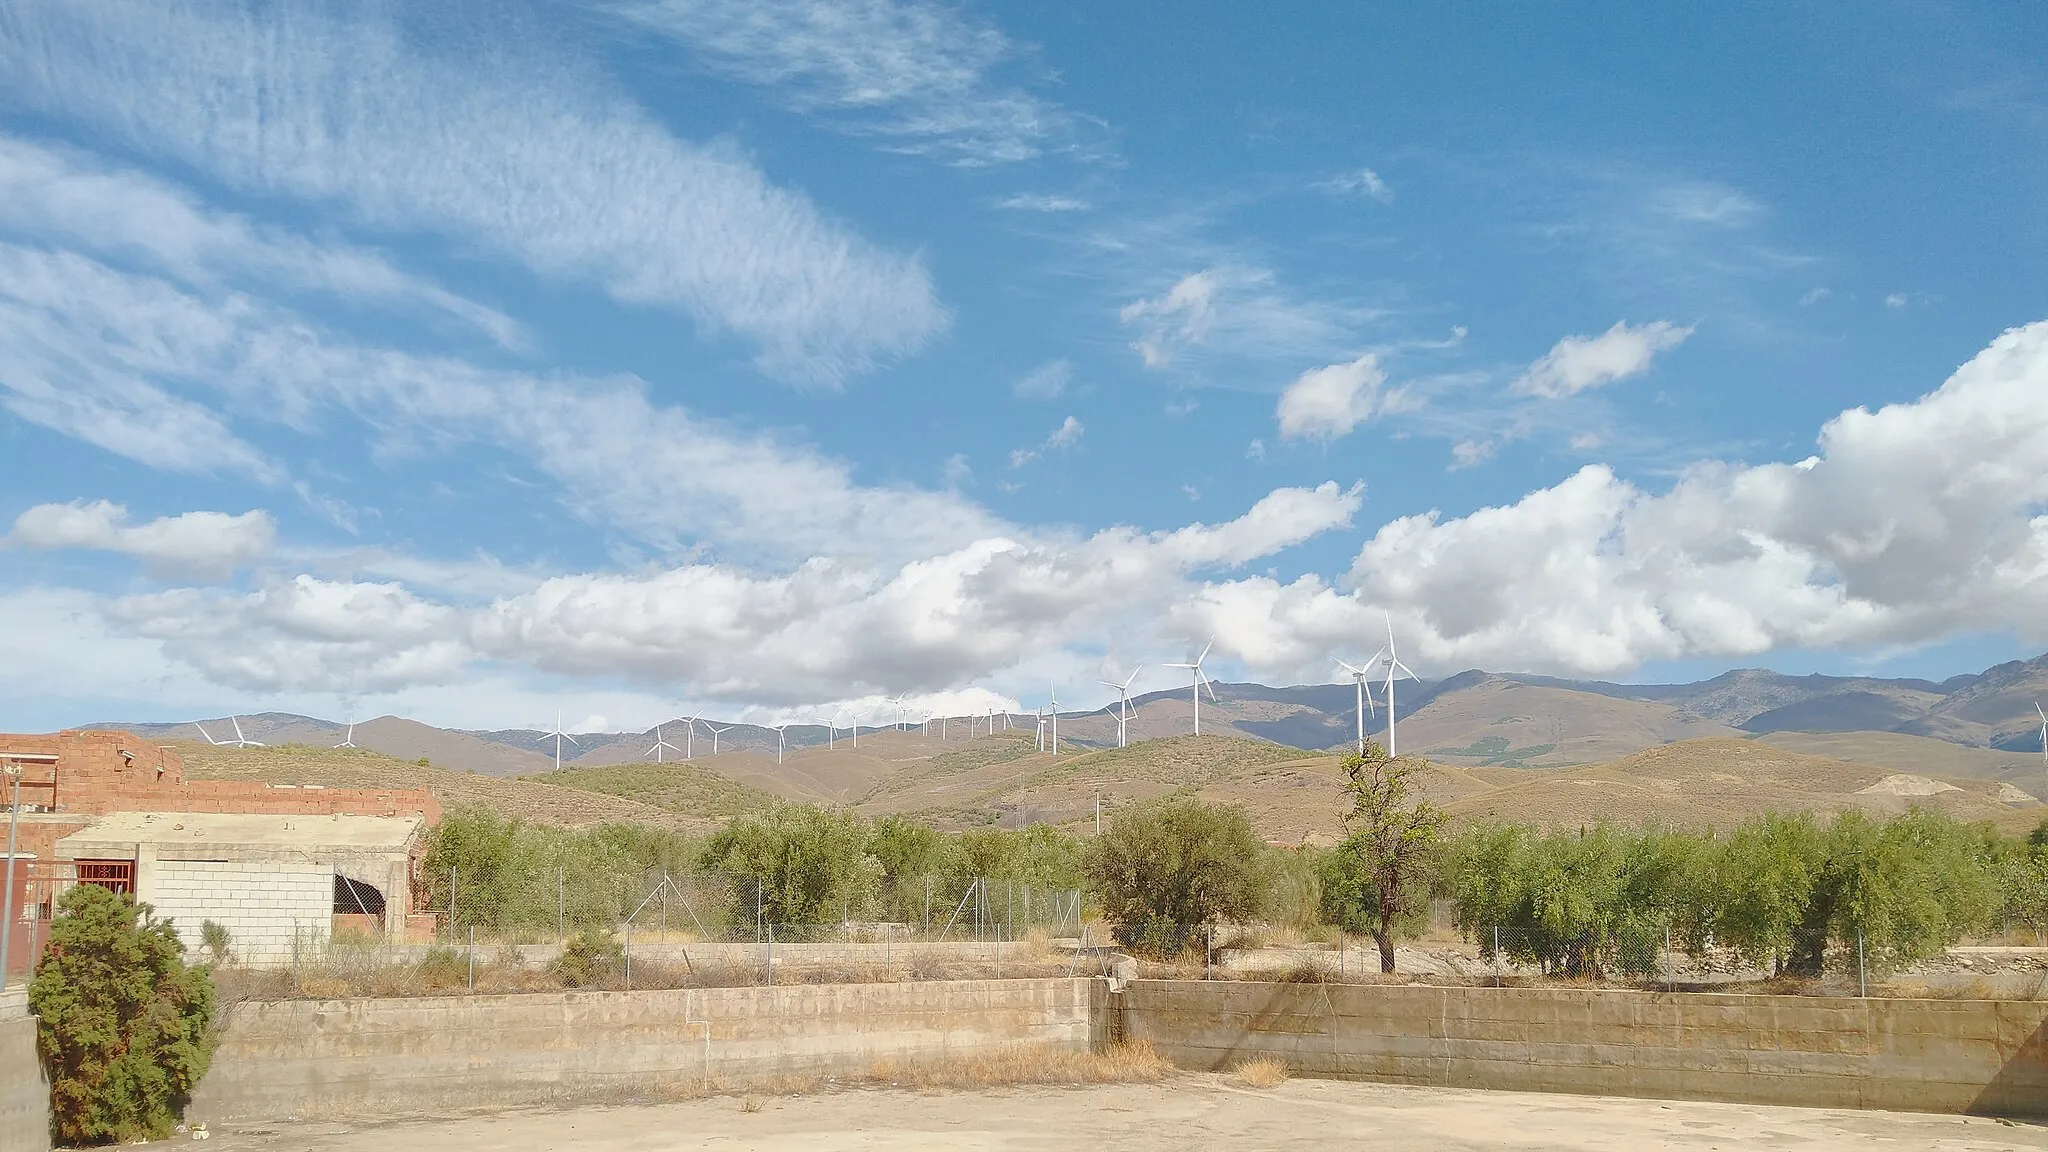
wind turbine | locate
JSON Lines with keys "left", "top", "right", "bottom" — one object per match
{"left": 539, "top": 711, "right": 579, "bottom": 771}
{"left": 771, "top": 723, "right": 790, "bottom": 764}
{"left": 1048, "top": 683, "right": 1063, "bottom": 754}
{"left": 1163, "top": 640, "right": 1218, "bottom": 736}
{"left": 1033, "top": 708, "right": 1048, "bottom": 752}
{"left": 334, "top": 721, "right": 358, "bottom": 750}
{"left": 227, "top": 716, "right": 266, "bottom": 748}
{"left": 1378, "top": 617, "right": 1420, "bottom": 758}
{"left": 2037, "top": 703, "right": 2046, "bottom": 776}
{"left": 1334, "top": 656, "right": 1382, "bottom": 756}
{"left": 682, "top": 712, "right": 704, "bottom": 760}
{"left": 1098, "top": 668, "right": 1141, "bottom": 748}
{"left": 193, "top": 720, "right": 228, "bottom": 746}
{"left": 704, "top": 723, "right": 733, "bottom": 756}
{"left": 645, "top": 725, "right": 682, "bottom": 764}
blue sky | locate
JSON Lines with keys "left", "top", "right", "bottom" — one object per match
{"left": 1, "top": 0, "right": 2044, "bottom": 732}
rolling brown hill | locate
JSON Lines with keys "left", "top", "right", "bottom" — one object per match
{"left": 174, "top": 741, "right": 719, "bottom": 833}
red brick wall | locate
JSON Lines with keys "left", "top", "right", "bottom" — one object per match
{"left": 0, "top": 729, "right": 441, "bottom": 825}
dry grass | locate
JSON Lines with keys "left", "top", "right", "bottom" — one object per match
{"left": 1233, "top": 1058, "right": 1290, "bottom": 1088}
{"left": 867, "top": 1041, "right": 1169, "bottom": 1089}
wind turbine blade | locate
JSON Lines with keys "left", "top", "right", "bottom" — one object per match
{"left": 1393, "top": 659, "right": 1418, "bottom": 681}
{"left": 1198, "top": 669, "right": 1217, "bottom": 700}
{"left": 1197, "top": 638, "right": 1214, "bottom": 664}
{"left": 565, "top": 732, "right": 581, "bottom": 746}
{"left": 2037, "top": 703, "right": 2046, "bottom": 723}
{"left": 1122, "top": 669, "right": 1141, "bottom": 690}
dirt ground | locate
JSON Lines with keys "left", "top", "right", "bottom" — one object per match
{"left": 196, "top": 1075, "right": 2048, "bottom": 1151}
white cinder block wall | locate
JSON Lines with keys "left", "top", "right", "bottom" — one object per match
{"left": 147, "top": 861, "right": 333, "bottom": 964}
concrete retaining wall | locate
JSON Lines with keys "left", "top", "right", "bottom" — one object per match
{"left": 1118, "top": 979, "right": 2048, "bottom": 1116}
{"left": 191, "top": 978, "right": 1092, "bottom": 1122}
{"left": 150, "top": 861, "right": 331, "bottom": 961}
{"left": 0, "top": 991, "right": 51, "bottom": 1152}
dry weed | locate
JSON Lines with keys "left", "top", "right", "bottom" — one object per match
{"left": 867, "top": 1041, "right": 1168, "bottom": 1089}
{"left": 1233, "top": 1058, "right": 1290, "bottom": 1088}
{"left": 739, "top": 1096, "right": 763, "bottom": 1113}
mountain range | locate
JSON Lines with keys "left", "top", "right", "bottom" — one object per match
{"left": 93, "top": 653, "right": 2048, "bottom": 789}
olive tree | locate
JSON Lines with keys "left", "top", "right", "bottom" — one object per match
{"left": 1086, "top": 794, "right": 1268, "bottom": 954}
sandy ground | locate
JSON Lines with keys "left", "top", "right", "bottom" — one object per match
{"left": 195, "top": 1076, "right": 2048, "bottom": 1152}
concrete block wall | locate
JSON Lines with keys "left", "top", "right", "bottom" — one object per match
{"left": 1119, "top": 980, "right": 2048, "bottom": 1116}
{"left": 0, "top": 991, "right": 51, "bottom": 1152}
{"left": 191, "top": 978, "right": 1094, "bottom": 1122}
{"left": 147, "top": 862, "right": 332, "bottom": 963}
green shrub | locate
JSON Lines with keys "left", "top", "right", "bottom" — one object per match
{"left": 29, "top": 884, "right": 216, "bottom": 1145}
{"left": 701, "top": 804, "right": 883, "bottom": 926}
{"left": 1086, "top": 794, "right": 1268, "bottom": 954}
{"left": 199, "top": 920, "right": 231, "bottom": 964}
{"left": 555, "top": 927, "right": 625, "bottom": 988}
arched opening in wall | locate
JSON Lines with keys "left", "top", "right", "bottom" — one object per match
{"left": 334, "top": 874, "right": 386, "bottom": 915}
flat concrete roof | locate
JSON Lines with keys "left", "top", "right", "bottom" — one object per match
{"left": 56, "top": 811, "right": 422, "bottom": 862}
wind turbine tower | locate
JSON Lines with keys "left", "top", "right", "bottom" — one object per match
{"left": 645, "top": 725, "right": 682, "bottom": 764}
{"left": 334, "top": 722, "right": 358, "bottom": 750}
{"left": 1098, "top": 668, "right": 1141, "bottom": 748}
{"left": 1334, "top": 657, "right": 1381, "bottom": 756}
{"left": 539, "top": 712, "right": 579, "bottom": 771}
{"left": 705, "top": 723, "right": 733, "bottom": 756}
{"left": 1162, "top": 640, "right": 1218, "bottom": 736}
{"left": 1378, "top": 618, "right": 1420, "bottom": 758}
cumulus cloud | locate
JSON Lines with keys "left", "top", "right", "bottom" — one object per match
{"left": 1009, "top": 416, "right": 1084, "bottom": 467}
{"left": 0, "top": 0, "right": 944, "bottom": 384}
{"left": 9, "top": 501, "right": 275, "bottom": 576}
{"left": 65, "top": 482, "right": 1361, "bottom": 705}
{"left": 603, "top": 0, "right": 1099, "bottom": 166}
{"left": 1191, "top": 320, "right": 2048, "bottom": 679}
{"left": 1449, "top": 440, "right": 1495, "bottom": 470}
{"left": 1013, "top": 359, "right": 1072, "bottom": 400}
{"left": 1276, "top": 354, "right": 1399, "bottom": 441}
{"left": 1512, "top": 320, "right": 1694, "bottom": 400}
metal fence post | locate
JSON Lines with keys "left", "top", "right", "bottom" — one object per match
{"left": 1338, "top": 930, "right": 1344, "bottom": 980}
{"left": 1205, "top": 924, "right": 1213, "bottom": 980}
{"left": 1857, "top": 930, "right": 1867, "bottom": 998}
{"left": 766, "top": 924, "right": 774, "bottom": 987}
{"left": 558, "top": 869, "right": 565, "bottom": 942}
{"left": 625, "top": 923, "right": 632, "bottom": 991}
{"left": 1493, "top": 925, "right": 1501, "bottom": 988}
{"left": 467, "top": 925, "right": 474, "bottom": 992}
{"left": 1665, "top": 925, "right": 1674, "bottom": 993}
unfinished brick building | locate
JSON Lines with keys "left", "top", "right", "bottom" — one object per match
{"left": 2, "top": 730, "right": 440, "bottom": 975}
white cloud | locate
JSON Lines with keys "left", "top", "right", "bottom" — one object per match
{"left": 40, "top": 482, "right": 1359, "bottom": 707}
{"left": 1799, "top": 287, "right": 1832, "bottom": 306}
{"left": 941, "top": 453, "right": 973, "bottom": 487}
{"left": 0, "top": 0, "right": 944, "bottom": 385}
{"left": 0, "top": 135, "right": 522, "bottom": 349}
{"left": 995, "top": 194, "right": 1091, "bottom": 212}
{"left": 1886, "top": 293, "right": 1909, "bottom": 309}
{"left": 1013, "top": 359, "right": 1072, "bottom": 400}
{"left": 1512, "top": 320, "right": 1694, "bottom": 399}
{"left": 1449, "top": 440, "right": 1495, "bottom": 470}
{"left": 1316, "top": 169, "right": 1393, "bottom": 203}
{"left": 1009, "top": 416, "right": 1084, "bottom": 468}
{"left": 1569, "top": 433, "right": 1603, "bottom": 452}
{"left": 1190, "top": 320, "right": 2048, "bottom": 680}
{"left": 603, "top": 0, "right": 1097, "bottom": 166}
{"left": 1276, "top": 354, "right": 1398, "bottom": 441}
{"left": 0, "top": 245, "right": 997, "bottom": 567}
{"left": 9, "top": 501, "right": 276, "bottom": 576}
{"left": 1655, "top": 182, "right": 1763, "bottom": 225}
{"left": 1120, "top": 267, "right": 1371, "bottom": 371}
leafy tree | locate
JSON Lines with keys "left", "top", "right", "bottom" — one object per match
{"left": 30, "top": 884, "right": 216, "bottom": 1145}
{"left": 700, "top": 804, "right": 883, "bottom": 928}
{"left": 1086, "top": 794, "right": 1268, "bottom": 954}
{"left": 1332, "top": 745, "right": 1446, "bottom": 972}
{"left": 1708, "top": 813, "right": 1824, "bottom": 974}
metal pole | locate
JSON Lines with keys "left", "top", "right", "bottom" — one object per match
{"left": 559, "top": 869, "right": 566, "bottom": 942}
{"left": 924, "top": 877, "right": 932, "bottom": 936}
{"left": 1338, "top": 930, "right": 1344, "bottom": 980}
{"left": 0, "top": 767, "right": 21, "bottom": 990}
{"left": 626, "top": 923, "right": 633, "bottom": 990}
{"left": 449, "top": 866, "right": 457, "bottom": 943}
{"left": 766, "top": 924, "right": 774, "bottom": 987}
{"left": 1493, "top": 925, "right": 1501, "bottom": 988}
{"left": 1665, "top": 925, "right": 1674, "bottom": 993}
{"left": 1206, "top": 924, "right": 1213, "bottom": 980}
{"left": 467, "top": 925, "right": 474, "bottom": 992}
{"left": 1857, "top": 931, "right": 1867, "bottom": 998}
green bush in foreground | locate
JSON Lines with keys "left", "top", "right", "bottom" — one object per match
{"left": 29, "top": 884, "right": 216, "bottom": 1145}
{"left": 555, "top": 927, "right": 626, "bottom": 987}
{"left": 1087, "top": 794, "right": 1269, "bottom": 954}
